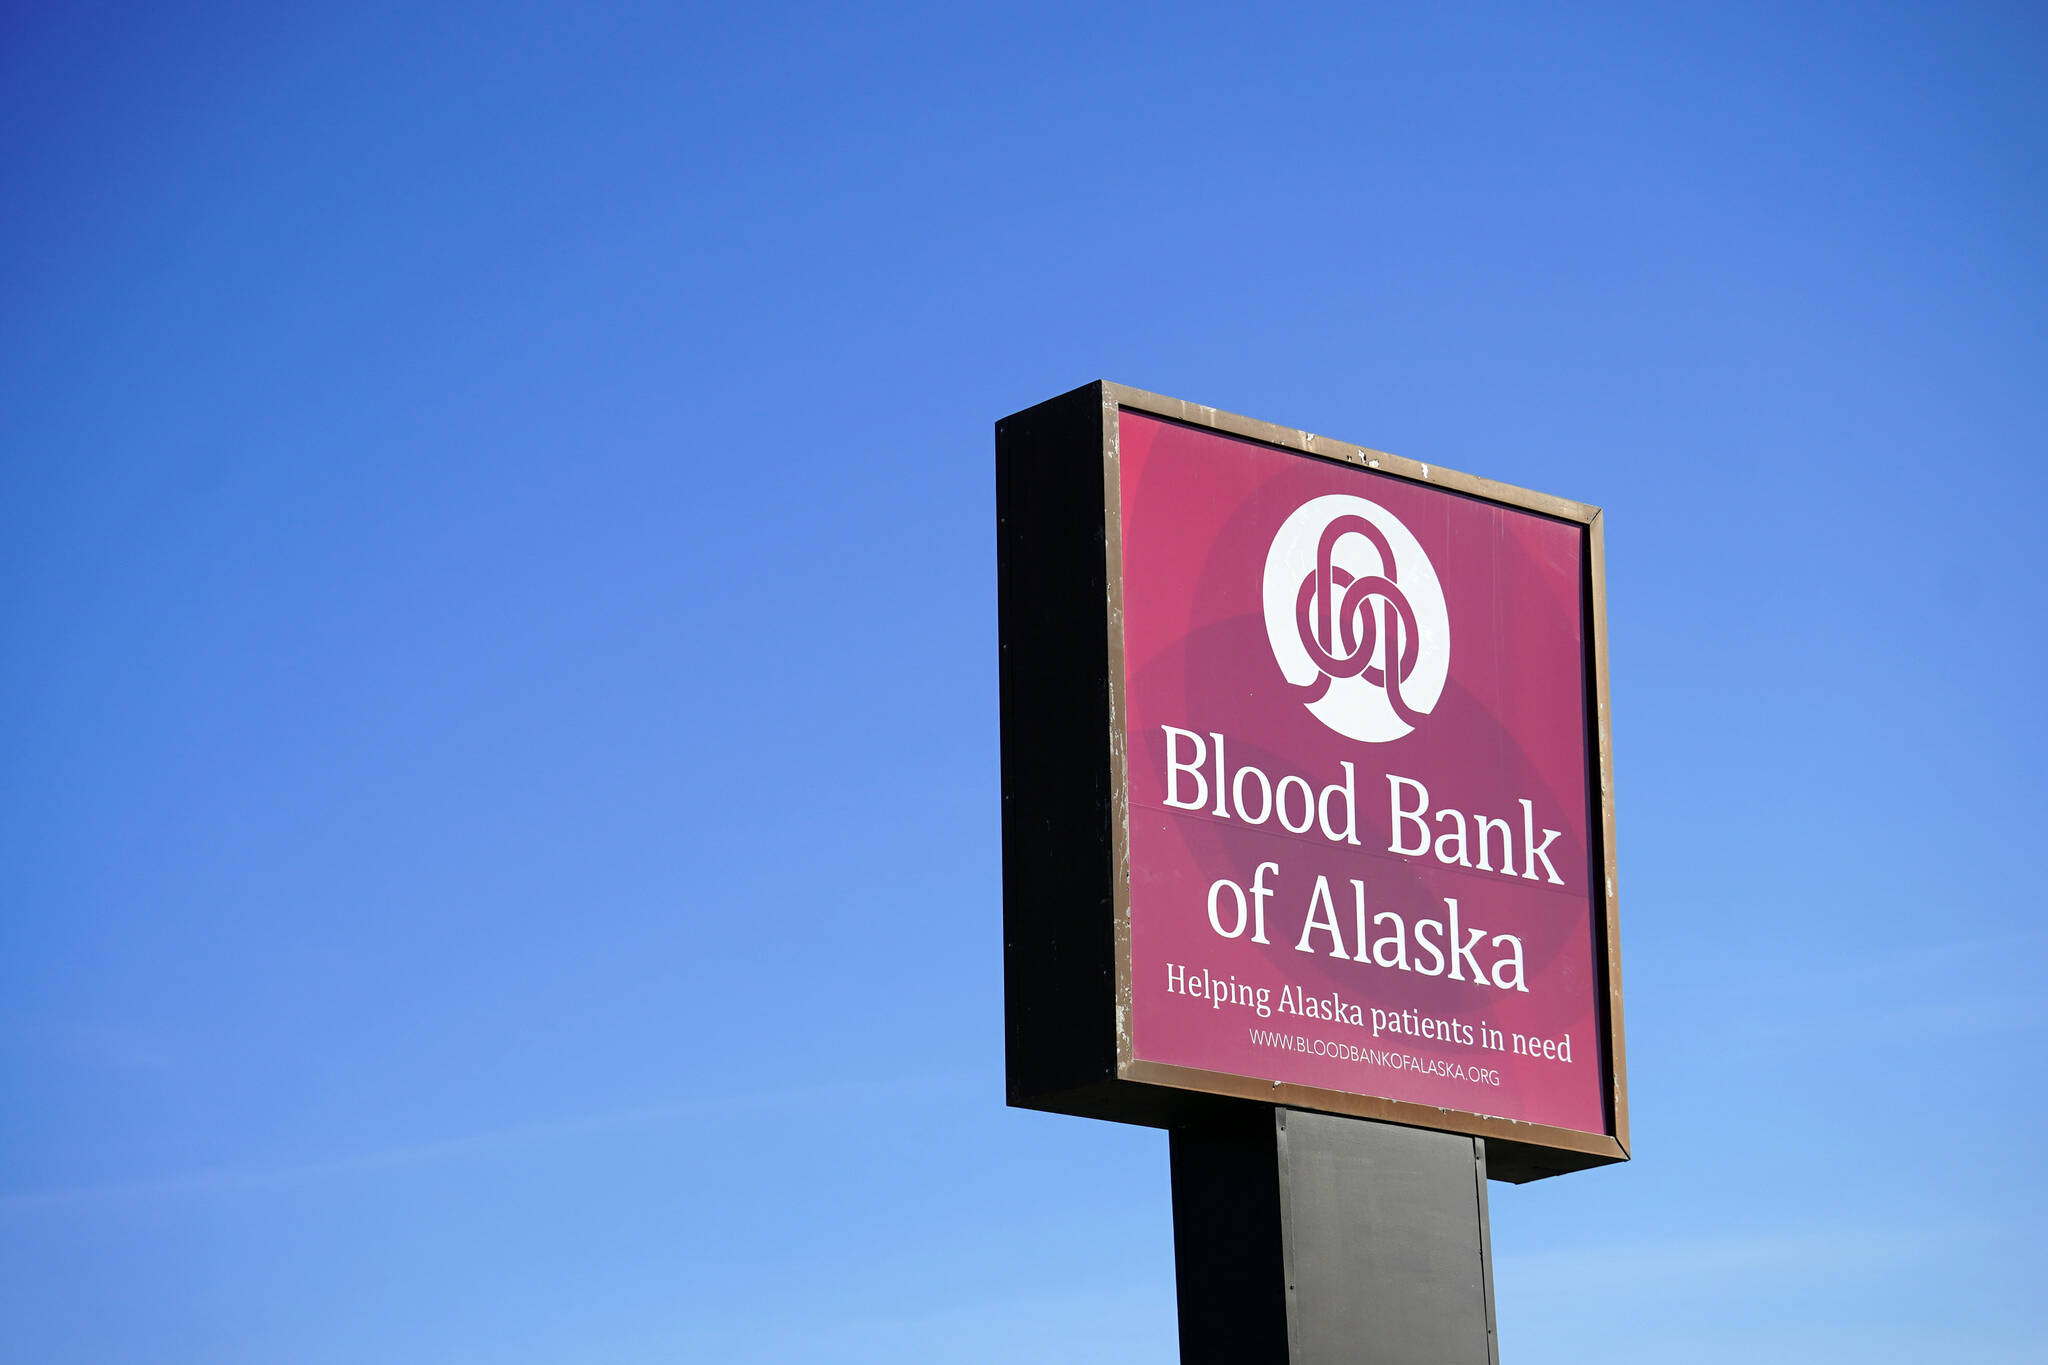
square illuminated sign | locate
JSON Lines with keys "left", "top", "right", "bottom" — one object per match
{"left": 998, "top": 382, "right": 1627, "bottom": 1181}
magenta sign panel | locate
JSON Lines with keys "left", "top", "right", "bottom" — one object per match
{"left": 1117, "top": 410, "right": 1608, "bottom": 1136}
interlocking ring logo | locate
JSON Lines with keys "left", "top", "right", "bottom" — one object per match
{"left": 1262, "top": 494, "right": 1450, "bottom": 743}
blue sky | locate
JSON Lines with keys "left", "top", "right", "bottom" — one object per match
{"left": 2, "top": 2, "right": 2043, "bottom": 1361}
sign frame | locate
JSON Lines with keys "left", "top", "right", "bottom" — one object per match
{"left": 997, "top": 380, "right": 1628, "bottom": 1183}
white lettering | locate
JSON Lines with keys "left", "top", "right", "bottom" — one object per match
{"left": 1295, "top": 875, "right": 1351, "bottom": 958}
{"left": 1446, "top": 898, "right": 1485, "bottom": 983}
{"left": 1475, "top": 814, "right": 1513, "bottom": 873}
{"left": 1248, "top": 860, "right": 1277, "bottom": 945}
{"left": 1371, "top": 911, "right": 1409, "bottom": 969}
{"left": 1520, "top": 798, "right": 1564, "bottom": 885}
{"left": 1277, "top": 775, "right": 1315, "bottom": 834}
{"left": 1434, "top": 809, "right": 1469, "bottom": 867}
{"left": 1209, "top": 732, "right": 1229, "bottom": 818}
{"left": 1207, "top": 877, "right": 1247, "bottom": 938}
{"left": 1413, "top": 916, "right": 1446, "bottom": 976}
{"left": 1491, "top": 935, "right": 1527, "bottom": 992}
{"left": 1388, "top": 775, "right": 1430, "bottom": 856}
{"left": 1233, "top": 764, "right": 1273, "bottom": 825}
{"left": 1164, "top": 727, "right": 1208, "bottom": 810}
{"left": 1319, "top": 762, "right": 1360, "bottom": 846}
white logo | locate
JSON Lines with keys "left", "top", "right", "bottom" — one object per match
{"left": 1262, "top": 495, "right": 1450, "bottom": 743}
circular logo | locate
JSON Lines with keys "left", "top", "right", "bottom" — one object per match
{"left": 1262, "top": 494, "right": 1450, "bottom": 743}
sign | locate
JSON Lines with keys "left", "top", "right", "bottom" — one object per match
{"left": 998, "top": 382, "right": 1627, "bottom": 1181}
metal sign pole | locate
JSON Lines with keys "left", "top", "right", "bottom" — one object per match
{"left": 1170, "top": 1109, "right": 1500, "bottom": 1365}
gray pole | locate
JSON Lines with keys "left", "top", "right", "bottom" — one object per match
{"left": 1170, "top": 1108, "right": 1500, "bottom": 1364}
